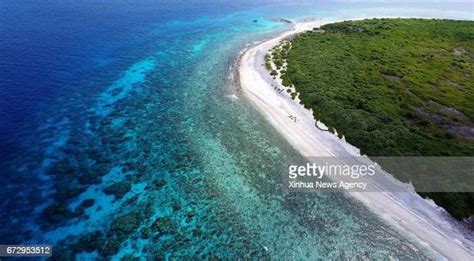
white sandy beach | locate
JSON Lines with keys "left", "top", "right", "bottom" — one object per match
{"left": 238, "top": 18, "right": 473, "bottom": 260}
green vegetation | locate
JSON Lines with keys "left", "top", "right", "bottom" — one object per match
{"left": 283, "top": 19, "right": 474, "bottom": 219}
{"left": 264, "top": 54, "right": 272, "bottom": 70}
{"left": 269, "top": 41, "right": 294, "bottom": 87}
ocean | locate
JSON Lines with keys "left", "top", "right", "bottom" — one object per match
{"left": 0, "top": 0, "right": 472, "bottom": 259}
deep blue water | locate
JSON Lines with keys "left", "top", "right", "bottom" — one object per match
{"left": 1, "top": 0, "right": 472, "bottom": 259}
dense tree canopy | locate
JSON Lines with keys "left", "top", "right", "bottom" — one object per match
{"left": 282, "top": 19, "right": 474, "bottom": 219}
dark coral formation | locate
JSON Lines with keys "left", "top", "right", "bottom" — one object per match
{"left": 151, "top": 217, "right": 177, "bottom": 235}
{"left": 103, "top": 181, "right": 132, "bottom": 199}
{"left": 43, "top": 204, "right": 80, "bottom": 224}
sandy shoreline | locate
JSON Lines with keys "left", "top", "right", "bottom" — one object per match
{"left": 237, "top": 17, "right": 473, "bottom": 260}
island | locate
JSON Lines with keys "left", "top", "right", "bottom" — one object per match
{"left": 238, "top": 18, "right": 473, "bottom": 259}
{"left": 270, "top": 18, "right": 474, "bottom": 220}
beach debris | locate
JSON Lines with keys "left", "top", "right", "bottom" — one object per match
{"left": 288, "top": 115, "right": 298, "bottom": 122}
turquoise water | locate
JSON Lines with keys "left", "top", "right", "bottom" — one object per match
{"left": 1, "top": 0, "right": 472, "bottom": 259}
